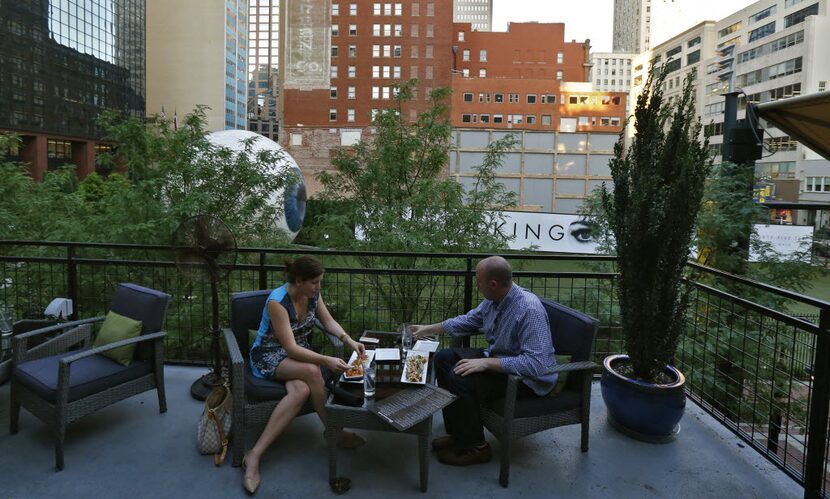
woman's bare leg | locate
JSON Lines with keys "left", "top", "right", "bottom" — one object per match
{"left": 275, "top": 359, "right": 329, "bottom": 425}
{"left": 243, "top": 378, "right": 310, "bottom": 483}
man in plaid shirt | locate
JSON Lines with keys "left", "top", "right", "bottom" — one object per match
{"left": 412, "top": 256, "right": 557, "bottom": 466}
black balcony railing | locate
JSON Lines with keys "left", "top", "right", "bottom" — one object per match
{"left": 0, "top": 240, "right": 828, "bottom": 498}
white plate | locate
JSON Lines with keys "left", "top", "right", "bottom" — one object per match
{"left": 342, "top": 350, "right": 375, "bottom": 380}
{"left": 375, "top": 348, "right": 401, "bottom": 361}
{"left": 400, "top": 351, "right": 429, "bottom": 385}
{"left": 412, "top": 340, "right": 439, "bottom": 353}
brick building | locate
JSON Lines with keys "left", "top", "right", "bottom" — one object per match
{"left": 448, "top": 22, "right": 627, "bottom": 213}
{"left": 280, "top": 0, "right": 453, "bottom": 194}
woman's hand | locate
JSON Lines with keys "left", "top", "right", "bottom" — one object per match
{"left": 348, "top": 338, "right": 366, "bottom": 357}
{"left": 325, "top": 356, "right": 349, "bottom": 374}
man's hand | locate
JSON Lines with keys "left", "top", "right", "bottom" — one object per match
{"left": 453, "top": 358, "right": 496, "bottom": 376}
{"left": 411, "top": 324, "right": 440, "bottom": 340}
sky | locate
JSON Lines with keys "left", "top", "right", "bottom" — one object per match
{"left": 492, "top": 0, "right": 759, "bottom": 52}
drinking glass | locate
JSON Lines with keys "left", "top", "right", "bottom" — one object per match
{"left": 401, "top": 323, "right": 413, "bottom": 352}
{"left": 363, "top": 359, "right": 376, "bottom": 398}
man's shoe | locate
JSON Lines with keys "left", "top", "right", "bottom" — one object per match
{"left": 437, "top": 443, "right": 492, "bottom": 466}
{"left": 431, "top": 435, "right": 456, "bottom": 452}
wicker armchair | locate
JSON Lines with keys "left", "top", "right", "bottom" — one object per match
{"left": 480, "top": 297, "right": 598, "bottom": 487}
{"left": 9, "top": 283, "right": 170, "bottom": 470}
{"left": 223, "top": 289, "right": 344, "bottom": 467}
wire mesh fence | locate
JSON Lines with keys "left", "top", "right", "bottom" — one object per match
{"left": 1, "top": 241, "right": 829, "bottom": 494}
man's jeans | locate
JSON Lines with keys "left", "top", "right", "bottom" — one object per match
{"left": 434, "top": 347, "right": 533, "bottom": 447}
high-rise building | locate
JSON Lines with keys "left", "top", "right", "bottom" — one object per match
{"left": 453, "top": 0, "right": 493, "bottom": 31}
{"left": 146, "top": 0, "right": 248, "bottom": 132}
{"left": 711, "top": 0, "right": 828, "bottom": 225}
{"left": 613, "top": 0, "right": 652, "bottom": 53}
{"left": 247, "top": 0, "right": 280, "bottom": 141}
{"left": 450, "top": 23, "right": 627, "bottom": 213}
{"left": 629, "top": 0, "right": 829, "bottom": 226}
{"left": 0, "top": 0, "right": 145, "bottom": 180}
{"left": 280, "top": 0, "right": 454, "bottom": 195}
{"left": 629, "top": 20, "right": 716, "bottom": 141}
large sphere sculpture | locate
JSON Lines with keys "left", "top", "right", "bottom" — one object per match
{"left": 206, "top": 130, "right": 306, "bottom": 240}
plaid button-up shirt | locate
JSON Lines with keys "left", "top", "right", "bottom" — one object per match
{"left": 442, "top": 283, "right": 558, "bottom": 396}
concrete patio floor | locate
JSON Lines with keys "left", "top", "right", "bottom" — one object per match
{"left": 0, "top": 365, "right": 802, "bottom": 498}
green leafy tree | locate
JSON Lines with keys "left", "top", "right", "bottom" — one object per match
{"left": 96, "top": 106, "right": 297, "bottom": 246}
{"left": 312, "top": 80, "right": 517, "bottom": 325}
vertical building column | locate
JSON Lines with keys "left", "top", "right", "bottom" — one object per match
{"left": 72, "top": 140, "right": 96, "bottom": 180}
{"left": 20, "top": 134, "right": 47, "bottom": 181}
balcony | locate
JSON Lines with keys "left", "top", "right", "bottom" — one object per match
{"left": 0, "top": 241, "right": 826, "bottom": 497}
{"left": 0, "top": 366, "right": 801, "bottom": 497}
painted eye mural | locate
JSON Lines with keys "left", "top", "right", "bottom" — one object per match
{"left": 206, "top": 130, "right": 306, "bottom": 240}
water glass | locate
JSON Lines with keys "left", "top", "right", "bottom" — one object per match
{"left": 401, "top": 323, "right": 413, "bottom": 352}
{"left": 363, "top": 360, "right": 376, "bottom": 398}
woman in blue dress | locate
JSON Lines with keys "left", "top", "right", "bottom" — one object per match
{"left": 243, "top": 256, "right": 365, "bottom": 494}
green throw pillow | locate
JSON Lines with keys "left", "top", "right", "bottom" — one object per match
{"left": 552, "top": 354, "right": 572, "bottom": 394}
{"left": 249, "top": 329, "right": 259, "bottom": 347}
{"left": 93, "top": 311, "right": 143, "bottom": 367}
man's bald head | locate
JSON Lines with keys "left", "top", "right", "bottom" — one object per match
{"left": 476, "top": 256, "right": 513, "bottom": 299}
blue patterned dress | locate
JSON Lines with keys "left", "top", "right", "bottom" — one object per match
{"left": 249, "top": 284, "right": 319, "bottom": 379}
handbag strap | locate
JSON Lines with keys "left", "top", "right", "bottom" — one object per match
{"left": 207, "top": 408, "right": 229, "bottom": 466}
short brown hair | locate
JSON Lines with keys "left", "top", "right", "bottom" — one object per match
{"left": 284, "top": 255, "right": 325, "bottom": 283}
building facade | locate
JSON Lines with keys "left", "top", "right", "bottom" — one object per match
{"left": 709, "top": 0, "right": 828, "bottom": 225}
{"left": 453, "top": 0, "right": 493, "bottom": 31}
{"left": 591, "top": 52, "right": 636, "bottom": 94}
{"left": 280, "top": 0, "right": 454, "bottom": 194}
{"left": 628, "top": 0, "right": 829, "bottom": 226}
{"left": 247, "top": 0, "right": 280, "bottom": 141}
{"left": 0, "top": 0, "right": 145, "bottom": 180}
{"left": 613, "top": 0, "right": 652, "bottom": 53}
{"left": 146, "top": 0, "right": 248, "bottom": 132}
{"left": 629, "top": 21, "right": 717, "bottom": 141}
{"left": 449, "top": 23, "right": 626, "bottom": 213}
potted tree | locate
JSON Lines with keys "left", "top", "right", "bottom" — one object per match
{"left": 598, "top": 65, "right": 712, "bottom": 442}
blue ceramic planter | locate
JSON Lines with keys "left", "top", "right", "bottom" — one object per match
{"left": 600, "top": 354, "right": 686, "bottom": 443}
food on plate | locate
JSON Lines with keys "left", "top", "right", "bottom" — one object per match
{"left": 405, "top": 354, "right": 427, "bottom": 382}
{"left": 345, "top": 354, "right": 367, "bottom": 377}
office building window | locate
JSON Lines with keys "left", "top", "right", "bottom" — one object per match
{"left": 480, "top": 50, "right": 487, "bottom": 62}
{"left": 348, "top": 86, "right": 356, "bottom": 99}
{"left": 330, "top": 86, "right": 338, "bottom": 98}
{"left": 329, "top": 109, "right": 337, "bottom": 121}
{"left": 347, "top": 109, "right": 355, "bottom": 122}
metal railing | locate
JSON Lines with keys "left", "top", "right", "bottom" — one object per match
{"left": 0, "top": 240, "right": 828, "bottom": 498}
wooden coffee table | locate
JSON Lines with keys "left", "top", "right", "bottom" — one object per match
{"left": 325, "top": 330, "right": 436, "bottom": 492}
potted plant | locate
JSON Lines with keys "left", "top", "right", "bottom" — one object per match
{"left": 598, "top": 65, "right": 712, "bottom": 442}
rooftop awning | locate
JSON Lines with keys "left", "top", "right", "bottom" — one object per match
{"left": 756, "top": 92, "right": 830, "bottom": 161}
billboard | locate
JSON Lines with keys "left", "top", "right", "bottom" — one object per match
{"left": 497, "top": 212, "right": 600, "bottom": 254}
{"left": 750, "top": 224, "right": 813, "bottom": 262}
{"left": 284, "top": 0, "right": 331, "bottom": 90}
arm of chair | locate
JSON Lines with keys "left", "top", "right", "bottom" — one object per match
{"left": 315, "top": 319, "right": 344, "bottom": 360}
{"left": 551, "top": 360, "right": 597, "bottom": 374}
{"left": 12, "top": 317, "right": 105, "bottom": 364}
{"left": 222, "top": 327, "right": 245, "bottom": 463}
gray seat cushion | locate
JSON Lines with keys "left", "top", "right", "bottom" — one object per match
{"left": 13, "top": 350, "right": 153, "bottom": 403}
{"left": 244, "top": 368, "right": 288, "bottom": 403}
{"left": 485, "top": 388, "right": 582, "bottom": 419}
